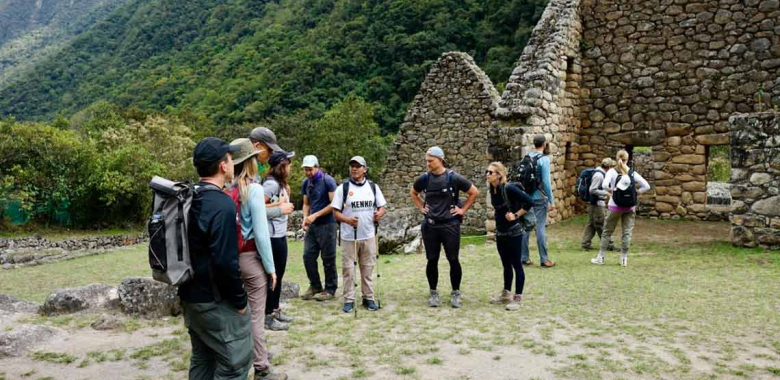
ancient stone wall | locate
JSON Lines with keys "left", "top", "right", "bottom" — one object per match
{"left": 729, "top": 112, "right": 780, "bottom": 249}
{"left": 381, "top": 52, "right": 499, "bottom": 233}
{"left": 578, "top": 0, "right": 779, "bottom": 220}
{"left": 488, "top": 0, "right": 584, "bottom": 226}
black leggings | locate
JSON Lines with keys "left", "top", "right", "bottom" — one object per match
{"left": 422, "top": 222, "right": 462, "bottom": 291}
{"left": 496, "top": 234, "right": 525, "bottom": 294}
{"left": 265, "top": 237, "right": 288, "bottom": 314}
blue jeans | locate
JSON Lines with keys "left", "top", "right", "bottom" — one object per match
{"left": 521, "top": 198, "right": 549, "bottom": 264}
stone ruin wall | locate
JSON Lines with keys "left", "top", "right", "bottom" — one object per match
{"left": 380, "top": 52, "right": 499, "bottom": 233}
{"left": 578, "top": 0, "right": 780, "bottom": 220}
{"left": 380, "top": 0, "right": 780, "bottom": 245}
{"left": 729, "top": 112, "right": 780, "bottom": 249}
{"left": 488, "top": 0, "right": 585, "bottom": 228}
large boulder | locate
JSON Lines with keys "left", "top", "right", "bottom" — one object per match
{"left": 41, "top": 284, "right": 120, "bottom": 316}
{"left": 377, "top": 208, "right": 423, "bottom": 254}
{"left": 0, "top": 294, "right": 40, "bottom": 314}
{"left": 118, "top": 277, "right": 181, "bottom": 317}
{"left": 0, "top": 324, "right": 61, "bottom": 357}
{"left": 280, "top": 281, "right": 300, "bottom": 301}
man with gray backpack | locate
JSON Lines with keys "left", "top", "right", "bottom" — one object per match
{"left": 149, "top": 137, "right": 253, "bottom": 380}
{"left": 578, "top": 158, "right": 615, "bottom": 251}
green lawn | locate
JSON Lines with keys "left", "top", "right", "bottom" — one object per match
{"left": 1, "top": 218, "right": 779, "bottom": 380}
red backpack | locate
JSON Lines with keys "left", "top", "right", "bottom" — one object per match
{"left": 226, "top": 187, "right": 257, "bottom": 254}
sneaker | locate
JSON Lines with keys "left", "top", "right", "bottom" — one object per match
{"left": 522, "top": 260, "right": 534, "bottom": 266}
{"left": 264, "top": 315, "right": 289, "bottom": 331}
{"left": 342, "top": 302, "right": 354, "bottom": 313}
{"left": 313, "top": 291, "right": 334, "bottom": 302}
{"left": 590, "top": 255, "right": 605, "bottom": 265}
{"left": 490, "top": 290, "right": 513, "bottom": 304}
{"left": 255, "top": 368, "right": 288, "bottom": 380}
{"left": 620, "top": 255, "right": 628, "bottom": 267}
{"left": 427, "top": 290, "right": 440, "bottom": 307}
{"left": 364, "top": 299, "right": 379, "bottom": 311}
{"left": 300, "top": 287, "right": 322, "bottom": 300}
{"left": 450, "top": 290, "right": 462, "bottom": 308}
{"left": 541, "top": 260, "right": 556, "bottom": 268}
{"left": 273, "top": 309, "right": 294, "bottom": 323}
{"left": 505, "top": 294, "right": 522, "bottom": 311}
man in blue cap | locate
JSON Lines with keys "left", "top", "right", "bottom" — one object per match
{"left": 181, "top": 137, "right": 254, "bottom": 380}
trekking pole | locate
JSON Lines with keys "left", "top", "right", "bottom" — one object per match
{"left": 353, "top": 224, "right": 359, "bottom": 319}
{"left": 374, "top": 220, "right": 381, "bottom": 310}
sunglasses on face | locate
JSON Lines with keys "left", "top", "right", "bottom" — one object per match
{"left": 485, "top": 170, "right": 495, "bottom": 175}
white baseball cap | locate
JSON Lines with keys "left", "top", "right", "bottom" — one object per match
{"left": 302, "top": 155, "right": 319, "bottom": 168}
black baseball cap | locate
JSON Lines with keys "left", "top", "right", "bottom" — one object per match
{"left": 193, "top": 137, "right": 241, "bottom": 168}
{"left": 533, "top": 135, "right": 547, "bottom": 147}
{"left": 268, "top": 150, "right": 296, "bottom": 167}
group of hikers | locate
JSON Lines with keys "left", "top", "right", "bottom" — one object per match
{"left": 176, "top": 128, "right": 650, "bottom": 380}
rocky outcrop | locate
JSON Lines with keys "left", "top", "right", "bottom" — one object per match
{"left": 41, "top": 283, "right": 120, "bottom": 316}
{"left": 118, "top": 277, "right": 181, "bottom": 317}
{"left": 376, "top": 208, "right": 424, "bottom": 254}
{"left": 280, "top": 281, "right": 300, "bottom": 302}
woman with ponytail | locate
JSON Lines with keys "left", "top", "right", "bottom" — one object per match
{"left": 485, "top": 162, "right": 534, "bottom": 310}
{"left": 590, "top": 149, "right": 650, "bottom": 267}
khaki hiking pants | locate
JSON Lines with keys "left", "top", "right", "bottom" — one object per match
{"left": 341, "top": 237, "right": 377, "bottom": 303}
{"left": 599, "top": 210, "right": 636, "bottom": 256}
{"left": 238, "top": 251, "right": 271, "bottom": 372}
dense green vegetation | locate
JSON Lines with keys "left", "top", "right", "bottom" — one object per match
{"left": 0, "top": 0, "right": 130, "bottom": 87}
{"left": 0, "top": 0, "right": 547, "bottom": 134}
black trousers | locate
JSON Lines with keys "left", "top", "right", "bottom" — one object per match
{"left": 303, "top": 222, "right": 338, "bottom": 294}
{"left": 422, "top": 221, "right": 462, "bottom": 291}
{"left": 265, "top": 237, "right": 287, "bottom": 314}
{"left": 496, "top": 233, "right": 525, "bottom": 294}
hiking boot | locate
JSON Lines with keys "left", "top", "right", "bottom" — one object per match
{"left": 364, "top": 299, "right": 379, "bottom": 311}
{"left": 342, "top": 302, "right": 354, "bottom": 313}
{"left": 313, "top": 291, "right": 334, "bottom": 302}
{"left": 541, "top": 261, "right": 556, "bottom": 268}
{"left": 450, "top": 290, "right": 462, "bottom": 308}
{"left": 505, "top": 294, "right": 522, "bottom": 311}
{"left": 273, "top": 309, "right": 294, "bottom": 323}
{"left": 580, "top": 246, "right": 593, "bottom": 251}
{"left": 590, "top": 255, "right": 605, "bottom": 265}
{"left": 620, "top": 255, "right": 628, "bottom": 267}
{"left": 301, "top": 287, "right": 322, "bottom": 300}
{"left": 522, "top": 260, "right": 534, "bottom": 266}
{"left": 427, "top": 290, "right": 441, "bottom": 308}
{"left": 490, "top": 290, "right": 513, "bottom": 305}
{"left": 264, "top": 315, "right": 289, "bottom": 331}
{"left": 254, "top": 368, "right": 288, "bottom": 380}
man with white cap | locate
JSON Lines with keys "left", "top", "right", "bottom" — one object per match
{"left": 410, "top": 146, "right": 479, "bottom": 308}
{"left": 331, "top": 156, "right": 387, "bottom": 312}
{"left": 300, "top": 155, "right": 339, "bottom": 302}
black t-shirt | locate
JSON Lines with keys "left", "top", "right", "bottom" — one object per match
{"left": 490, "top": 183, "right": 534, "bottom": 233}
{"left": 413, "top": 170, "right": 473, "bottom": 223}
{"left": 179, "top": 182, "right": 248, "bottom": 310}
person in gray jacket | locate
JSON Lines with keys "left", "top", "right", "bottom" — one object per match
{"left": 581, "top": 158, "right": 615, "bottom": 251}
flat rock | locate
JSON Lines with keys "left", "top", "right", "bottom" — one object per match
{"left": 0, "top": 294, "right": 40, "bottom": 314}
{"left": 280, "top": 281, "right": 300, "bottom": 302}
{"left": 41, "top": 284, "right": 120, "bottom": 316}
{"left": 0, "top": 324, "right": 61, "bottom": 358}
{"left": 91, "top": 313, "right": 125, "bottom": 331}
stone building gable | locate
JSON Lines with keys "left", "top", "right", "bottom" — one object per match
{"left": 381, "top": 52, "right": 499, "bottom": 233}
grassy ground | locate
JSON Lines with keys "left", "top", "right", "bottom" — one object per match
{"left": 1, "top": 217, "right": 779, "bottom": 380}
{"left": 0, "top": 226, "right": 142, "bottom": 240}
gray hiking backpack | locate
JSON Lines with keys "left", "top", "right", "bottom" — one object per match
{"left": 147, "top": 176, "right": 219, "bottom": 286}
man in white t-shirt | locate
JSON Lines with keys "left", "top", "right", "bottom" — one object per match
{"left": 330, "top": 156, "right": 387, "bottom": 312}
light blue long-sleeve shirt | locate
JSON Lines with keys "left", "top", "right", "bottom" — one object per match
{"left": 530, "top": 151, "right": 555, "bottom": 205}
{"left": 239, "top": 183, "right": 275, "bottom": 274}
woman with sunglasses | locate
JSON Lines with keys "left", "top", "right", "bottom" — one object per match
{"left": 486, "top": 162, "right": 534, "bottom": 310}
